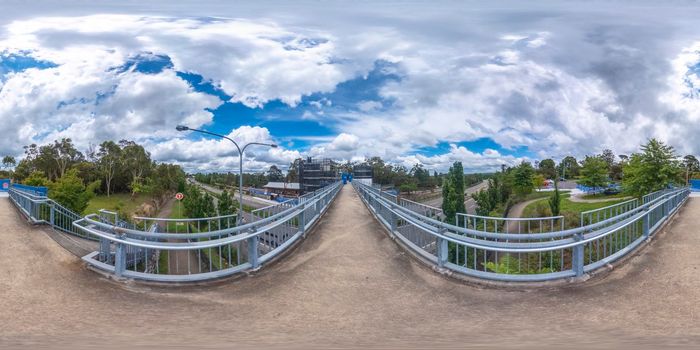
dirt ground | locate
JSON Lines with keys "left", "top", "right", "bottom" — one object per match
{"left": 1, "top": 186, "right": 699, "bottom": 349}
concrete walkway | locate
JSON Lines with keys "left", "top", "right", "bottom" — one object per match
{"left": 1, "top": 186, "right": 699, "bottom": 349}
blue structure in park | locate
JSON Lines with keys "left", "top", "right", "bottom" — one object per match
{"left": 341, "top": 173, "right": 353, "bottom": 184}
{"left": 691, "top": 179, "right": 700, "bottom": 192}
{"left": 0, "top": 179, "right": 9, "bottom": 192}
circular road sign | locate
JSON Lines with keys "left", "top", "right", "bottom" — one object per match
{"left": 175, "top": 192, "right": 184, "bottom": 200}
{"left": 2, "top": 182, "right": 8, "bottom": 189}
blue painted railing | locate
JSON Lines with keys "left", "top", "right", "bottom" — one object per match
{"left": 11, "top": 183, "right": 48, "bottom": 196}
{"left": 354, "top": 181, "right": 689, "bottom": 282}
{"left": 8, "top": 186, "right": 97, "bottom": 241}
{"left": 72, "top": 181, "right": 342, "bottom": 282}
{"left": 9, "top": 181, "right": 342, "bottom": 282}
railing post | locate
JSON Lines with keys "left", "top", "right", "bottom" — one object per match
{"left": 642, "top": 211, "right": 650, "bottom": 238}
{"left": 99, "top": 237, "right": 111, "bottom": 262}
{"left": 572, "top": 232, "right": 584, "bottom": 277}
{"left": 247, "top": 227, "right": 259, "bottom": 270}
{"left": 436, "top": 227, "right": 448, "bottom": 268}
{"left": 114, "top": 240, "right": 126, "bottom": 277}
{"left": 390, "top": 210, "right": 397, "bottom": 233}
{"left": 299, "top": 207, "right": 307, "bottom": 238}
{"left": 49, "top": 202, "right": 55, "bottom": 227}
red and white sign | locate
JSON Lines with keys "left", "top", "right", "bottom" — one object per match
{"left": 2, "top": 182, "right": 8, "bottom": 189}
{"left": 175, "top": 192, "right": 184, "bottom": 200}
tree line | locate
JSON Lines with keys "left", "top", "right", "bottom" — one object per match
{"left": 2, "top": 138, "right": 185, "bottom": 215}
{"left": 470, "top": 138, "right": 699, "bottom": 218}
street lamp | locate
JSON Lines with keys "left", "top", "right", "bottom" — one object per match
{"left": 176, "top": 125, "right": 277, "bottom": 224}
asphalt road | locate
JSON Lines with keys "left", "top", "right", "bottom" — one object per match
{"left": 423, "top": 180, "right": 490, "bottom": 213}
{"left": 1, "top": 188, "right": 699, "bottom": 349}
{"left": 187, "top": 179, "right": 277, "bottom": 209}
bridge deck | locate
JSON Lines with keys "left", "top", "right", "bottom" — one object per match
{"left": 1, "top": 186, "right": 699, "bottom": 348}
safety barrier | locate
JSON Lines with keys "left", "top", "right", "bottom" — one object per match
{"left": 354, "top": 181, "right": 689, "bottom": 282}
{"left": 9, "top": 187, "right": 97, "bottom": 240}
{"left": 71, "top": 181, "right": 342, "bottom": 282}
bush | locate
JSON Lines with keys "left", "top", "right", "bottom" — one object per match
{"left": 533, "top": 201, "right": 552, "bottom": 217}
{"left": 49, "top": 169, "right": 99, "bottom": 214}
{"left": 23, "top": 171, "right": 49, "bottom": 187}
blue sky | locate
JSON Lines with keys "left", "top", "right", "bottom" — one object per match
{"left": 0, "top": 1, "right": 699, "bottom": 173}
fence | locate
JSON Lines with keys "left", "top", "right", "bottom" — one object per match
{"left": 9, "top": 186, "right": 98, "bottom": 241}
{"left": 354, "top": 181, "right": 689, "bottom": 282}
{"left": 70, "top": 181, "right": 342, "bottom": 282}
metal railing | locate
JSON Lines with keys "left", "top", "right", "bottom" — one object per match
{"left": 9, "top": 187, "right": 98, "bottom": 241}
{"left": 69, "top": 181, "right": 342, "bottom": 282}
{"left": 354, "top": 181, "right": 689, "bottom": 282}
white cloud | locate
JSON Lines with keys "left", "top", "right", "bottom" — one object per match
{"left": 0, "top": 15, "right": 365, "bottom": 108}
{"left": 357, "top": 100, "right": 382, "bottom": 112}
{"left": 149, "top": 125, "right": 301, "bottom": 172}
{"left": 2, "top": 6, "right": 700, "bottom": 174}
{"left": 395, "top": 144, "right": 526, "bottom": 173}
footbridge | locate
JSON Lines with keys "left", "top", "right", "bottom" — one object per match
{"left": 1, "top": 183, "right": 699, "bottom": 347}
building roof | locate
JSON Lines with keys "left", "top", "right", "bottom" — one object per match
{"left": 263, "top": 182, "right": 301, "bottom": 190}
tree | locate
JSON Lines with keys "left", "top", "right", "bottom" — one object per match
{"left": 683, "top": 155, "right": 700, "bottom": 182}
{"left": 441, "top": 162, "right": 465, "bottom": 224}
{"left": 96, "top": 141, "right": 122, "bottom": 197}
{"left": 512, "top": 161, "right": 535, "bottom": 197}
{"left": 51, "top": 138, "right": 84, "bottom": 179}
{"left": 537, "top": 159, "right": 557, "bottom": 179}
{"left": 49, "top": 169, "right": 99, "bottom": 214}
{"left": 579, "top": 156, "right": 609, "bottom": 188}
{"left": 120, "top": 140, "right": 152, "bottom": 195}
{"left": 622, "top": 139, "right": 682, "bottom": 197}
{"left": 600, "top": 149, "right": 616, "bottom": 170}
{"left": 399, "top": 182, "right": 418, "bottom": 194}
{"left": 559, "top": 156, "right": 580, "bottom": 178}
{"left": 548, "top": 180, "right": 561, "bottom": 216}
{"left": 218, "top": 190, "right": 235, "bottom": 215}
{"left": 410, "top": 164, "right": 435, "bottom": 188}
{"left": 267, "top": 165, "right": 284, "bottom": 182}
{"left": 286, "top": 158, "right": 301, "bottom": 182}
{"left": 532, "top": 174, "right": 546, "bottom": 190}
{"left": 2, "top": 156, "right": 16, "bottom": 170}
{"left": 150, "top": 163, "right": 185, "bottom": 201}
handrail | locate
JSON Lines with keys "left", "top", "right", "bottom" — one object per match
{"left": 7, "top": 180, "right": 342, "bottom": 282}
{"left": 368, "top": 185, "right": 683, "bottom": 241}
{"left": 73, "top": 181, "right": 342, "bottom": 282}
{"left": 353, "top": 180, "right": 689, "bottom": 282}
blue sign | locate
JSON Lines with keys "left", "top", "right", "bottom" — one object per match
{"left": 0, "top": 179, "right": 9, "bottom": 192}
{"left": 691, "top": 179, "right": 700, "bottom": 192}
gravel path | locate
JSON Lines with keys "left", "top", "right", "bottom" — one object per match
{"left": 1, "top": 189, "right": 699, "bottom": 349}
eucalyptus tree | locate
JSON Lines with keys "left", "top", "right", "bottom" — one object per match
{"left": 97, "top": 141, "right": 122, "bottom": 197}
{"left": 2, "top": 156, "right": 16, "bottom": 170}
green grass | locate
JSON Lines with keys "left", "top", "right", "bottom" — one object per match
{"left": 581, "top": 192, "right": 630, "bottom": 200}
{"left": 523, "top": 190, "right": 571, "bottom": 201}
{"left": 83, "top": 193, "right": 148, "bottom": 216}
{"left": 522, "top": 193, "right": 629, "bottom": 218}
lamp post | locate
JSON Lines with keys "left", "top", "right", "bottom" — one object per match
{"left": 176, "top": 125, "right": 277, "bottom": 224}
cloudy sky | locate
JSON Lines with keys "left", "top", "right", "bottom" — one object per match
{"left": 0, "top": 1, "right": 699, "bottom": 173}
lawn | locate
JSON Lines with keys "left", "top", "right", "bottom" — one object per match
{"left": 83, "top": 193, "right": 149, "bottom": 216}
{"left": 581, "top": 192, "right": 630, "bottom": 200}
{"left": 522, "top": 193, "right": 629, "bottom": 218}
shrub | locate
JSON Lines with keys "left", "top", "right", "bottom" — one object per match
{"left": 49, "top": 169, "right": 99, "bottom": 214}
